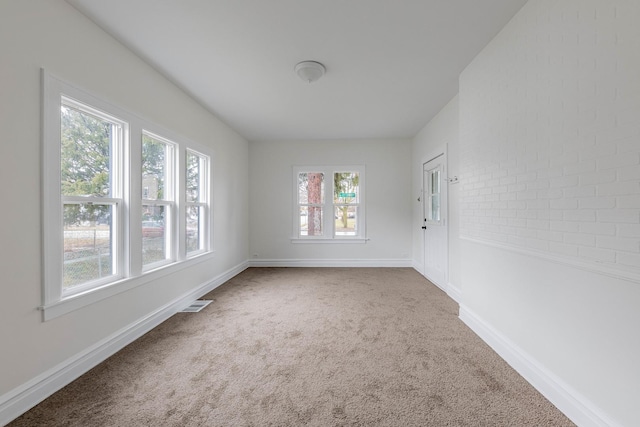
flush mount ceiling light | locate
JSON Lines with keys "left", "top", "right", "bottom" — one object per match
{"left": 295, "top": 60, "right": 326, "bottom": 83}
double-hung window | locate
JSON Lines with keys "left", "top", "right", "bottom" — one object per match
{"left": 185, "top": 150, "right": 210, "bottom": 255}
{"left": 60, "top": 97, "right": 126, "bottom": 291}
{"left": 42, "top": 71, "right": 213, "bottom": 320}
{"left": 141, "top": 132, "right": 175, "bottom": 270}
{"left": 294, "top": 166, "right": 365, "bottom": 241}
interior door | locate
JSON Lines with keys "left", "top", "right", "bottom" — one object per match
{"left": 423, "top": 154, "right": 448, "bottom": 288}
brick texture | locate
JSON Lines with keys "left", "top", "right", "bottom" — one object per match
{"left": 459, "top": 0, "right": 640, "bottom": 272}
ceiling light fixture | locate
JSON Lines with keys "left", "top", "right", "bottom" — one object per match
{"left": 295, "top": 60, "right": 326, "bottom": 83}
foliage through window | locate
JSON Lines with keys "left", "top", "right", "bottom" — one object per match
{"left": 186, "top": 150, "right": 209, "bottom": 254}
{"left": 142, "top": 133, "right": 175, "bottom": 268}
{"left": 295, "top": 166, "right": 365, "bottom": 240}
{"left": 61, "top": 98, "right": 123, "bottom": 290}
{"left": 42, "top": 71, "right": 213, "bottom": 319}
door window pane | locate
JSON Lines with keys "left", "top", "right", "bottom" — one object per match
{"left": 427, "top": 167, "right": 442, "bottom": 223}
{"left": 63, "top": 203, "right": 113, "bottom": 289}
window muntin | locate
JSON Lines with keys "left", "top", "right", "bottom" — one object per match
{"left": 294, "top": 166, "right": 365, "bottom": 240}
{"left": 142, "top": 132, "right": 175, "bottom": 269}
{"left": 60, "top": 98, "right": 124, "bottom": 293}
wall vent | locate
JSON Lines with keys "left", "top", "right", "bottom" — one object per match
{"left": 181, "top": 300, "right": 213, "bottom": 313}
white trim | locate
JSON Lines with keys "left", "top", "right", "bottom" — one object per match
{"left": 461, "top": 236, "right": 640, "bottom": 284}
{"left": 293, "top": 165, "right": 366, "bottom": 241}
{"left": 40, "top": 251, "right": 216, "bottom": 321}
{"left": 459, "top": 304, "right": 622, "bottom": 427}
{"left": 291, "top": 238, "right": 368, "bottom": 244}
{"left": 0, "top": 261, "right": 248, "bottom": 426}
{"left": 420, "top": 147, "right": 449, "bottom": 289}
{"left": 41, "top": 70, "right": 217, "bottom": 320}
{"left": 411, "top": 260, "right": 424, "bottom": 275}
{"left": 445, "top": 282, "right": 462, "bottom": 303}
{"left": 411, "top": 263, "right": 462, "bottom": 303}
{"left": 248, "top": 258, "right": 412, "bottom": 268}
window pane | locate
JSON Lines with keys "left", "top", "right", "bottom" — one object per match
{"left": 335, "top": 205, "right": 357, "bottom": 236}
{"left": 186, "top": 152, "right": 201, "bottom": 203}
{"left": 186, "top": 205, "right": 202, "bottom": 252}
{"left": 63, "top": 203, "right": 113, "bottom": 289}
{"left": 334, "top": 172, "right": 359, "bottom": 203}
{"left": 298, "top": 172, "right": 324, "bottom": 204}
{"left": 431, "top": 170, "right": 440, "bottom": 194}
{"left": 300, "top": 206, "right": 323, "bottom": 236}
{"left": 431, "top": 194, "right": 440, "bottom": 222}
{"left": 142, "top": 135, "right": 167, "bottom": 201}
{"left": 428, "top": 167, "right": 441, "bottom": 223}
{"left": 61, "top": 105, "right": 113, "bottom": 197}
{"left": 142, "top": 205, "right": 166, "bottom": 266}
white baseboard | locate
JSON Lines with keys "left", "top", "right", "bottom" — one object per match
{"left": 248, "top": 258, "right": 413, "bottom": 268}
{"left": 445, "top": 282, "right": 462, "bottom": 304}
{"left": 411, "top": 260, "right": 424, "bottom": 275}
{"left": 411, "top": 264, "right": 462, "bottom": 304}
{"left": 0, "top": 261, "right": 248, "bottom": 426}
{"left": 459, "top": 304, "right": 621, "bottom": 427}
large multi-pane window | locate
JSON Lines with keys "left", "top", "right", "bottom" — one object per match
{"left": 42, "top": 72, "right": 213, "bottom": 320}
{"left": 294, "top": 166, "right": 365, "bottom": 240}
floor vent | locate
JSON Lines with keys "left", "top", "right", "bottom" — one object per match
{"left": 181, "top": 300, "right": 213, "bottom": 313}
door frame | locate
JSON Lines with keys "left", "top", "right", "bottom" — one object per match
{"left": 421, "top": 148, "right": 449, "bottom": 291}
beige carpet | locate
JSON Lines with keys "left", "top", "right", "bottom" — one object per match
{"left": 10, "top": 268, "right": 574, "bottom": 426}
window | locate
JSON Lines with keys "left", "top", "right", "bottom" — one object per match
{"left": 425, "top": 165, "right": 442, "bottom": 225}
{"left": 294, "top": 166, "right": 365, "bottom": 241}
{"left": 186, "top": 150, "right": 210, "bottom": 255}
{"left": 142, "top": 132, "right": 176, "bottom": 269}
{"left": 42, "top": 71, "right": 213, "bottom": 320}
{"left": 60, "top": 98, "right": 126, "bottom": 291}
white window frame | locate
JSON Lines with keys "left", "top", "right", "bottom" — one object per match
{"left": 141, "top": 131, "right": 177, "bottom": 271}
{"left": 59, "top": 97, "right": 128, "bottom": 296}
{"left": 292, "top": 165, "right": 366, "bottom": 243}
{"left": 185, "top": 149, "right": 211, "bottom": 257}
{"left": 41, "top": 70, "right": 214, "bottom": 321}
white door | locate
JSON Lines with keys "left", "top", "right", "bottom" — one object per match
{"left": 423, "top": 154, "right": 448, "bottom": 288}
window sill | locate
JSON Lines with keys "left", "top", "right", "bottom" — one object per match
{"left": 39, "top": 251, "right": 215, "bottom": 321}
{"left": 291, "top": 238, "right": 369, "bottom": 244}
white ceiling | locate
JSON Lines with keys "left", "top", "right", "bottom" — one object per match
{"left": 66, "top": 0, "right": 527, "bottom": 142}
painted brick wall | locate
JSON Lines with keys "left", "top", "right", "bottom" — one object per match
{"left": 459, "top": 0, "right": 640, "bottom": 275}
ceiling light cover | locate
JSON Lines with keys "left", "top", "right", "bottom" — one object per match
{"left": 295, "top": 61, "right": 326, "bottom": 83}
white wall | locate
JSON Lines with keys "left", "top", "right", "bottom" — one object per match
{"left": 248, "top": 139, "right": 412, "bottom": 265}
{"left": 457, "top": 1, "right": 640, "bottom": 426}
{"left": 411, "top": 96, "right": 461, "bottom": 298}
{"left": 0, "top": 0, "right": 248, "bottom": 418}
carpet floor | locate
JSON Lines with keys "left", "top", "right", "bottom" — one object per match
{"left": 9, "top": 267, "right": 575, "bottom": 426}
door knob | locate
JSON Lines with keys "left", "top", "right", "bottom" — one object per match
{"left": 421, "top": 226, "right": 427, "bottom": 230}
